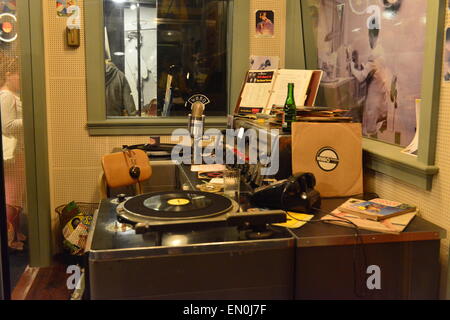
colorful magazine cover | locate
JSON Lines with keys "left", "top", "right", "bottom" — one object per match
{"left": 347, "top": 200, "right": 411, "bottom": 216}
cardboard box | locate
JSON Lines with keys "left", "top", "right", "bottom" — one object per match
{"left": 291, "top": 122, "right": 363, "bottom": 198}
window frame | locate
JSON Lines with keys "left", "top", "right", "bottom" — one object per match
{"left": 295, "top": 0, "right": 445, "bottom": 190}
{"left": 85, "top": 0, "right": 248, "bottom": 135}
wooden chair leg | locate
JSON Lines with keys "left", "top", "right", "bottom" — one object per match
{"left": 135, "top": 182, "right": 143, "bottom": 195}
{"left": 98, "top": 172, "right": 108, "bottom": 200}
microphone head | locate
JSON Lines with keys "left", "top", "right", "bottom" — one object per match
{"left": 192, "top": 101, "right": 205, "bottom": 118}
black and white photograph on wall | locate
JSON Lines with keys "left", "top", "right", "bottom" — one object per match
{"left": 255, "top": 10, "right": 274, "bottom": 38}
{"left": 249, "top": 55, "right": 279, "bottom": 70}
{"left": 310, "top": 0, "right": 427, "bottom": 147}
{"left": 444, "top": 28, "right": 450, "bottom": 82}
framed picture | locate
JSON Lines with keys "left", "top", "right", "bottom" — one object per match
{"left": 56, "top": 0, "right": 78, "bottom": 17}
{"left": 444, "top": 27, "right": 450, "bottom": 82}
{"left": 249, "top": 55, "right": 280, "bottom": 70}
{"left": 299, "top": 0, "right": 445, "bottom": 189}
{"left": 0, "top": 1, "right": 16, "bottom": 14}
{"left": 255, "top": 10, "right": 274, "bottom": 38}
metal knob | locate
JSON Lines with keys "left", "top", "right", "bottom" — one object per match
{"left": 117, "top": 194, "right": 127, "bottom": 203}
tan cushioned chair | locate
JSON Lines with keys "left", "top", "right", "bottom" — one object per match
{"left": 99, "top": 149, "right": 152, "bottom": 199}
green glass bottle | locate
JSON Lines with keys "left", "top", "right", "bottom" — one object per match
{"left": 282, "top": 83, "right": 296, "bottom": 133}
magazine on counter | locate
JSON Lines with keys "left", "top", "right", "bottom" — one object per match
{"left": 338, "top": 198, "right": 417, "bottom": 221}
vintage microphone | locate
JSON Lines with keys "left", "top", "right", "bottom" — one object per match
{"left": 189, "top": 101, "right": 205, "bottom": 137}
{"left": 186, "top": 94, "right": 210, "bottom": 164}
{"left": 187, "top": 94, "right": 210, "bottom": 138}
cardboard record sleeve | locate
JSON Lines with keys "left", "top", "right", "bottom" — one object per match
{"left": 291, "top": 122, "right": 363, "bottom": 198}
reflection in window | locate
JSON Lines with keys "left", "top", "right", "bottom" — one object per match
{"left": 104, "top": 0, "right": 230, "bottom": 118}
{"left": 0, "top": 0, "right": 30, "bottom": 291}
{"left": 305, "top": 0, "right": 427, "bottom": 147}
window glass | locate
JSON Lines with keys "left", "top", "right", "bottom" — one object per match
{"left": 0, "top": 0, "right": 29, "bottom": 296}
{"left": 304, "top": 0, "right": 427, "bottom": 146}
{"left": 104, "top": 0, "right": 230, "bottom": 118}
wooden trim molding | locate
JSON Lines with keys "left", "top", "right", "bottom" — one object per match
{"left": 11, "top": 266, "right": 39, "bottom": 300}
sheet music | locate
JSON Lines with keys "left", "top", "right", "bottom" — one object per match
{"left": 239, "top": 70, "right": 276, "bottom": 109}
{"left": 267, "top": 69, "right": 314, "bottom": 111}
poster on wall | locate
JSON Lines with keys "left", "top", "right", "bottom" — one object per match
{"left": 255, "top": 10, "right": 274, "bottom": 38}
{"left": 57, "top": 0, "right": 76, "bottom": 16}
{"left": 0, "top": 0, "right": 16, "bottom": 13}
{"left": 56, "top": 0, "right": 81, "bottom": 29}
{"left": 310, "top": 0, "right": 427, "bottom": 147}
{"left": 444, "top": 28, "right": 450, "bottom": 82}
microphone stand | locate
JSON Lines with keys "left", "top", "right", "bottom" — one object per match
{"left": 162, "top": 65, "right": 178, "bottom": 117}
{"left": 186, "top": 94, "right": 210, "bottom": 165}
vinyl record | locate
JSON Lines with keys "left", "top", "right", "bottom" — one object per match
{"left": 122, "top": 191, "right": 233, "bottom": 220}
{"left": 0, "top": 13, "right": 17, "bottom": 43}
{"left": 144, "top": 193, "right": 212, "bottom": 212}
{"left": 198, "top": 171, "right": 224, "bottom": 180}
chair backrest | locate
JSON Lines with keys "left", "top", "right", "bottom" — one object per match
{"left": 99, "top": 149, "right": 152, "bottom": 199}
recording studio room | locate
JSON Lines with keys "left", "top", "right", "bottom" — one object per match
{"left": 0, "top": 0, "right": 450, "bottom": 303}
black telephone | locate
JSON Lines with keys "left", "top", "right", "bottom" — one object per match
{"left": 250, "top": 173, "right": 321, "bottom": 213}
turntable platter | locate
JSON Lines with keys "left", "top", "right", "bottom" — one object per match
{"left": 143, "top": 193, "right": 213, "bottom": 213}
{"left": 122, "top": 191, "right": 233, "bottom": 221}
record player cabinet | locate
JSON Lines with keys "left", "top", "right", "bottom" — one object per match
{"left": 87, "top": 191, "right": 295, "bottom": 300}
{"left": 290, "top": 198, "right": 446, "bottom": 300}
{"left": 87, "top": 159, "right": 446, "bottom": 300}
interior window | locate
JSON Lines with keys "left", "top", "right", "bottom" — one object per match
{"left": 103, "top": 0, "right": 230, "bottom": 118}
{"left": 303, "top": 0, "right": 428, "bottom": 147}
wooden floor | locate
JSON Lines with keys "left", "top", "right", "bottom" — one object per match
{"left": 12, "top": 261, "right": 72, "bottom": 300}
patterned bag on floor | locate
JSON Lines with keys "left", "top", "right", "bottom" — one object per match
{"left": 62, "top": 210, "right": 93, "bottom": 255}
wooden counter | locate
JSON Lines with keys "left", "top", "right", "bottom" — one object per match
{"left": 179, "top": 163, "right": 447, "bottom": 299}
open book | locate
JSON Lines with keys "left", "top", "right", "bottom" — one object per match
{"left": 236, "top": 69, "right": 323, "bottom": 115}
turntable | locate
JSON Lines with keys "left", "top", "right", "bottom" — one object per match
{"left": 116, "top": 190, "right": 287, "bottom": 236}
{"left": 87, "top": 190, "right": 295, "bottom": 300}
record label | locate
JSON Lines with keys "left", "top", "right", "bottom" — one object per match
{"left": 316, "top": 147, "right": 339, "bottom": 172}
{"left": 167, "top": 198, "right": 190, "bottom": 206}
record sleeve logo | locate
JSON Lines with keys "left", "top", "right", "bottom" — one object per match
{"left": 316, "top": 147, "right": 339, "bottom": 172}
